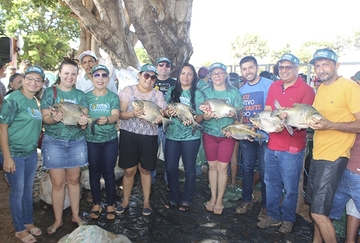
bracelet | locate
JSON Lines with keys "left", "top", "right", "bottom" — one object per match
{"left": 105, "top": 116, "right": 109, "bottom": 124}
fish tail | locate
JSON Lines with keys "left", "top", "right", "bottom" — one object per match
{"left": 235, "top": 108, "right": 244, "bottom": 121}
{"left": 89, "top": 118, "right": 98, "bottom": 135}
{"left": 191, "top": 122, "right": 204, "bottom": 135}
{"left": 162, "top": 117, "right": 174, "bottom": 133}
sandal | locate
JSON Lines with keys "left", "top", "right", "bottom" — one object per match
{"left": 164, "top": 201, "right": 177, "bottom": 209}
{"left": 213, "top": 205, "right": 224, "bottom": 215}
{"left": 106, "top": 205, "right": 116, "bottom": 220}
{"left": 25, "top": 224, "right": 42, "bottom": 236}
{"left": 178, "top": 204, "right": 190, "bottom": 212}
{"left": 15, "top": 230, "right": 36, "bottom": 243}
{"left": 205, "top": 201, "right": 214, "bottom": 212}
{"left": 46, "top": 222, "right": 63, "bottom": 235}
{"left": 89, "top": 204, "right": 102, "bottom": 219}
{"left": 71, "top": 218, "right": 87, "bottom": 227}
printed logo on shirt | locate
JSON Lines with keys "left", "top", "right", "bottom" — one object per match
{"left": 179, "top": 97, "right": 191, "bottom": 106}
{"left": 90, "top": 103, "right": 110, "bottom": 112}
{"left": 242, "top": 91, "right": 265, "bottom": 124}
{"left": 27, "top": 108, "right": 42, "bottom": 120}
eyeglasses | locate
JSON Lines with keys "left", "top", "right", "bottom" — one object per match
{"left": 93, "top": 73, "right": 109, "bottom": 78}
{"left": 158, "top": 63, "right": 171, "bottom": 68}
{"left": 143, "top": 72, "right": 157, "bottom": 81}
{"left": 278, "top": 65, "right": 296, "bottom": 71}
{"left": 24, "top": 76, "right": 43, "bottom": 84}
{"left": 211, "top": 71, "right": 225, "bottom": 77}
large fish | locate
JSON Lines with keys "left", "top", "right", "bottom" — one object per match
{"left": 271, "top": 100, "right": 322, "bottom": 129}
{"left": 221, "top": 123, "right": 265, "bottom": 145}
{"left": 199, "top": 98, "right": 243, "bottom": 121}
{"left": 167, "top": 103, "right": 204, "bottom": 135}
{"left": 131, "top": 100, "right": 173, "bottom": 132}
{"left": 250, "top": 110, "right": 294, "bottom": 136}
{"left": 49, "top": 102, "right": 98, "bottom": 134}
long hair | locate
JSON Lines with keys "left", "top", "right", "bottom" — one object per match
{"left": 170, "top": 63, "right": 198, "bottom": 110}
{"left": 54, "top": 57, "right": 79, "bottom": 86}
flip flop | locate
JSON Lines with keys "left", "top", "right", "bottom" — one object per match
{"left": 25, "top": 225, "right": 42, "bottom": 236}
{"left": 178, "top": 204, "right": 190, "bottom": 212}
{"left": 89, "top": 204, "right": 102, "bottom": 219}
{"left": 15, "top": 231, "right": 36, "bottom": 243}
{"left": 205, "top": 201, "right": 214, "bottom": 212}
{"left": 46, "top": 223, "right": 63, "bottom": 235}
{"left": 106, "top": 205, "right": 116, "bottom": 220}
{"left": 213, "top": 205, "right": 224, "bottom": 215}
{"left": 164, "top": 201, "right": 177, "bottom": 209}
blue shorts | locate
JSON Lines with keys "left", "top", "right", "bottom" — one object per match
{"left": 329, "top": 168, "right": 360, "bottom": 220}
{"left": 42, "top": 134, "right": 88, "bottom": 170}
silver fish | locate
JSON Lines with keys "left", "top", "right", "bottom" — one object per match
{"left": 221, "top": 123, "right": 265, "bottom": 144}
{"left": 132, "top": 100, "right": 173, "bottom": 132}
{"left": 199, "top": 98, "right": 243, "bottom": 121}
{"left": 49, "top": 102, "right": 98, "bottom": 134}
{"left": 250, "top": 110, "right": 294, "bottom": 136}
{"left": 167, "top": 102, "right": 204, "bottom": 135}
{"left": 271, "top": 100, "right": 322, "bottom": 129}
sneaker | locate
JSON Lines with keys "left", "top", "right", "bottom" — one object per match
{"left": 257, "top": 215, "right": 282, "bottom": 228}
{"left": 235, "top": 201, "right": 253, "bottom": 214}
{"left": 279, "top": 221, "right": 293, "bottom": 234}
{"left": 257, "top": 207, "right": 267, "bottom": 221}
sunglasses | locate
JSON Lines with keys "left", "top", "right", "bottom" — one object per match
{"left": 93, "top": 73, "right": 109, "bottom": 78}
{"left": 143, "top": 72, "right": 157, "bottom": 81}
{"left": 158, "top": 63, "right": 171, "bottom": 68}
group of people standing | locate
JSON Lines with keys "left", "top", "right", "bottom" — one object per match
{"left": 1, "top": 47, "right": 360, "bottom": 243}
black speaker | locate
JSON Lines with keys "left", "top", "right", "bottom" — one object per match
{"left": 0, "top": 36, "right": 12, "bottom": 64}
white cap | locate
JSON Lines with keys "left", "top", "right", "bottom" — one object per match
{"left": 78, "top": 50, "right": 97, "bottom": 62}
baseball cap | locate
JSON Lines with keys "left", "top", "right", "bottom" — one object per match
{"left": 278, "top": 53, "right": 300, "bottom": 65}
{"left": 156, "top": 57, "right": 171, "bottom": 65}
{"left": 309, "top": 48, "right": 338, "bottom": 64}
{"left": 78, "top": 50, "right": 98, "bottom": 62}
{"left": 209, "top": 62, "right": 227, "bottom": 73}
{"left": 25, "top": 65, "right": 45, "bottom": 79}
{"left": 91, "top": 64, "right": 109, "bottom": 75}
{"left": 354, "top": 72, "right": 360, "bottom": 81}
{"left": 198, "top": 66, "right": 209, "bottom": 79}
{"left": 140, "top": 64, "right": 158, "bottom": 75}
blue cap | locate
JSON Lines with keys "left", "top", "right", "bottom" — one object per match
{"left": 91, "top": 64, "right": 109, "bottom": 75}
{"left": 209, "top": 62, "right": 227, "bottom": 73}
{"left": 310, "top": 48, "right": 338, "bottom": 64}
{"left": 25, "top": 65, "right": 45, "bottom": 80}
{"left": 278, "top": 53, "right": 300, "bottom": 65}
{"left": 156, "top": 57, "right": 171, "bottom": 65}
{"left": 140, "top": 64, "right": 158, "bottom": 75}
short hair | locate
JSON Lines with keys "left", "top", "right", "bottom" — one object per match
{"left": 239, "top": 56, "right": 258, "bottom": 67}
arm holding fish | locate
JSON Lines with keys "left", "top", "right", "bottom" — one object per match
{"left": 0, "top": 124, "right": 16, "bottom": 173}
{"left": 119, "top": 100, "right": 143, "bottom": 120}
{"left": 78, "top": 108, "right": 88, "bottom": 129}
{"left": 309, "top": 112, "right": 360, "bottom": 132}
{"left": 42, "top": 108, "right": 63, "bottom": 125}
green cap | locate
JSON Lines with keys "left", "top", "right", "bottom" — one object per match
{"left": 278, "top": 53, "right": 300, "bottom": 65}
{"left": 140, "top": 64, "right": 158, "bottom": 75}
{"left": 91, "top": 64, "right": 109, "bottom": 75}
{"left": 25, "top": 65, "right": 45, "bottom": 79}
{"left": 310, "top": 48, "right": 338, "bottom": 64}
{"left": 209, "top": 62, "right": 227, "bottom": 72}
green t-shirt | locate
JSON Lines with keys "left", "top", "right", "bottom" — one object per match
{"left": 40, "top": 86, "right": 87, "bottom": 140}
{"left": 0, "top": 90, "right": 42, "bottom": 157}
{"left": 197, "top": 79, "right": 210, "bottom": 91}
{"left": 202, "top": 85, "right": 243, "bottom": 137}
{"left": 165, "top": 87, "right": 205, "bottom": 141}
{"left": 85, "top": 90, "right": 120, "bottom": 143}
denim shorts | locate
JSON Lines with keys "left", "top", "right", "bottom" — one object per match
{"left": 329, "top": 168, "right": 360, "bottom": 220}
{"left": 42, "top": 134, "right": 88, "bottom": 170}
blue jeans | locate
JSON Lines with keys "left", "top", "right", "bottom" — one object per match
{"left": 151, "top": 127, "right": 168, "bottom": 184}
{"left": 164, "top": 138, "right": 200, "bottom": 205}
{"left": 0, "top": 151, "right": 38, "bottom": 232}
{"left": 87, "top": 138, "right": 118, "bottom": 206}
{"left": 264, "top": 148, "right": 305, "bottom": 223}
{"left": 240, "top": 140, "right": 267, "bottom": 208}
{"left": 329, "top": 168, "right": 360, "bottom": 220}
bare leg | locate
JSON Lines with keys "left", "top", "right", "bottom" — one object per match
{"left": 214, "top": 162, "right": 229, "bottom": 211}
{"left": 120, "top": 166, "right": 137, "bottom": 207}
{"left": 207, "top": 161, "right": 218, "bottom": 207}
{"left": 313, "top": 223, "right": 323, "bottom": 243}
{"left": 138, "top": 164, "right": 151, "bottom": 209}
{"left": 312, "top": 213, "right": 337, "bottom": 243}
{"left": 48, "top": 169, "right": 66, "bottom": 227}
{"left": 345, "top": 215, "right": 360, "bottom": 243}
{"left": 230, "top": 141, "right": 239, "bottom": 185}
{"left": 66, "top": 167, "right": 82, "bottom": 223}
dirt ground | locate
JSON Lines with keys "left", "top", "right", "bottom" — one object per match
{"left": 0, "top": 156, "right": 346, "bottom": 243}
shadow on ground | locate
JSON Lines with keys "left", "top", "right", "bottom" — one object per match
{"left": 1, "top": 158, "right": 347, "bottom": 243}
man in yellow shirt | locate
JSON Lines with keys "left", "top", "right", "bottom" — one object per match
{"left": 306, "top": 48, "right": 360, "bottom": 243}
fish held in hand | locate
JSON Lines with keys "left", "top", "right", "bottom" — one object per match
{"left": 132, "top": 100, "right": 173, "bottom": 132}
{"left": 49, "top": 102, "right": 98, "bottom": 134}
{"left": 250, "top": 110, "right": 294, "bottom": 136}
{"left": 167, "top": 103, "right": 204, "bottom": 135}
{"left": 221, "top": 123, "right": 265, "bottom": 145}
{"left": 271, "top": 100, "right": 322, "bottom": 130}
{"left": 199, "top": 98, "right": 243, "bottom": 121}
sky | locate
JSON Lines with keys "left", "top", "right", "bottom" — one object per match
{"left": 188, "top": 0, "right": 360, "bottom": 74}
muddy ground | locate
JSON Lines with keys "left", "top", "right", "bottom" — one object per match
{"left": 0, "top": 155, "right": 346, "bottom": 243}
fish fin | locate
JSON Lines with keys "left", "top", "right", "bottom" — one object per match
{"left": 162, "top": 117, "right": 174, "bottom": 133}
{"left": 191, "top": 123, "right": 204, "bottom": 135}
{"left": 90, "top": 118, "right": 98, "bottom": 135}
{"left": 235, "top": 108, "right": 243, "bottom": 122}
{"left": 284, "top": 124, "right": 294, "bottom": 136}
